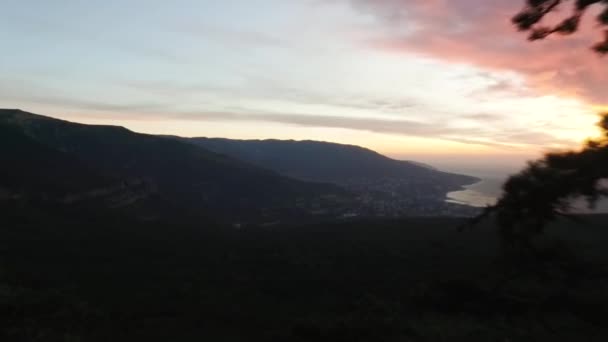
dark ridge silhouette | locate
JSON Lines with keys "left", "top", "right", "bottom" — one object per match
{"left": 0, "top": 109, "right": 355, "bottom": 223}
{"left": 186, "top": 138, "right": 474, "bottom": 185}
{"left": 182, "top": 137, "right": 479, "bottom": 216}
{"left": 0, "top": 122, "right": 112, "bottom": 195}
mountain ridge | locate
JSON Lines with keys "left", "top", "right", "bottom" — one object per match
{"left": 186, "top": 137, "right": 478, "bottom": 186}
{"left": 0, "top": 109, "right": 355, "bottom": 223}
{"left": 1, "top": 109, "right": 479, "bottom": 220}
{"left": 185, "top": 137, "right": 479, "bottom": 216}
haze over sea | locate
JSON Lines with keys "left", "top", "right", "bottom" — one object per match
{"left": 444, "top": 169, "right": 509, "bottom": 208}
{"left": 410, "top": 159, "right": 521, "bottom": 208}
{"left": 436, "top": 160, "right": 608, "bottom": 212}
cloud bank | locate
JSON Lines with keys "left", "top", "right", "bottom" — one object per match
{"left": 351, "top": 0, "right": 608, "bottom": 104}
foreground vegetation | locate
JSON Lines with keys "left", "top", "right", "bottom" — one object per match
{"left": 1, "top": 207, "right": 608, "bottom": 341}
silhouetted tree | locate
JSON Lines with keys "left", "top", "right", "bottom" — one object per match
{"left": 513, "top": 0, "right": 608, "bottom": 53}
{"left": 472, "top": 114, "right": 608, "bottom": 249}
{"left": 470, "top": 1, "right": 608, "bottom": 250}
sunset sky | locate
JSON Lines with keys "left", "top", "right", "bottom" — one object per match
{"left": 1, "top": 0, "right": 606, "bottom": 172}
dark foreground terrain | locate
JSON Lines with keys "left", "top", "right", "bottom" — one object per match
{"left": 2, "top": 208, "right": 608, "bottom": 341}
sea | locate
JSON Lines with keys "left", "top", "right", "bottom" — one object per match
{"left": 445, "top": 175, "right": 608, "bottom": 213}
{"left": 446, "top": 178, "right": 503, "bottom": 208}
{"left": 438, "top": 164, "right": 515, "bottom": 208}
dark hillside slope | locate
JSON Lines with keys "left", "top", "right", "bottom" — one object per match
{"left": 0, "top": 121, "right": 186, "bottom": 221}
{"left": 0, "top": 109, "right": 353, "bottom": 222}
{"left": 0, "top": 123, "right": 112, "bottom": 196}
{"left": 186, "top": 138, "right": 480, "bottom": 216}
{"left": 189, "top": 138, "right": 477, "bottom": 188}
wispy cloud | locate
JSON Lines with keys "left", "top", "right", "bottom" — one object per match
{"left": 176, "top": 110, "right": 572, "bottom": 148}
{"left": 0, "top": 79, "right": 171, "bottom": 114}
{"left": 461, "top": 113, "right": 504, "bottom": 122}
{"left": 172, "top": 23, "right": 286, "bottom": 47}
{"left": 123, "top": 77, "right": 424, "bottom": 116}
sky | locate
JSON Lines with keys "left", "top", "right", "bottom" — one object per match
{"left": 1, "top": 0, "right": 607, "bottom": 173}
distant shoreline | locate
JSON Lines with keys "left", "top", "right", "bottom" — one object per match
{"left": 445, "top": 178, "right": 504, "bottom": 208}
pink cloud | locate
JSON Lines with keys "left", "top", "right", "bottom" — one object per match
{"left": 353, "top": 0, "right": 608, "bottom": 104}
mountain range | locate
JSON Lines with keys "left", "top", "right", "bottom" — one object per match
{"left": 187, "top": 137, "right": 476, "bottom": 188}
{"left": 1, "top": 109, "right": 479, "bottom": 223}
{"left": 0, "top": 109, "right": 354, "bottom": 223}
{"left": 186, "top": 138, "right": 479, "bottom": 216}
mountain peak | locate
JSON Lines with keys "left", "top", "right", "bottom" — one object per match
{"left": 0, "top": 108, "right": 136, "bottom": 134}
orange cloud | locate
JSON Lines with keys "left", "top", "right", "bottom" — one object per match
{"left": 354, "top": 0, "right": 608, "bottom": 105}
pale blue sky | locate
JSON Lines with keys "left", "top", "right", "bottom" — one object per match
{"left": 1, "top": 0, "right": 602, "bottom": 168}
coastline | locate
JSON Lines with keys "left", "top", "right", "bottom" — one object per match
{"left": 445, "top": 178, "right": 503, "bottom": 208}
